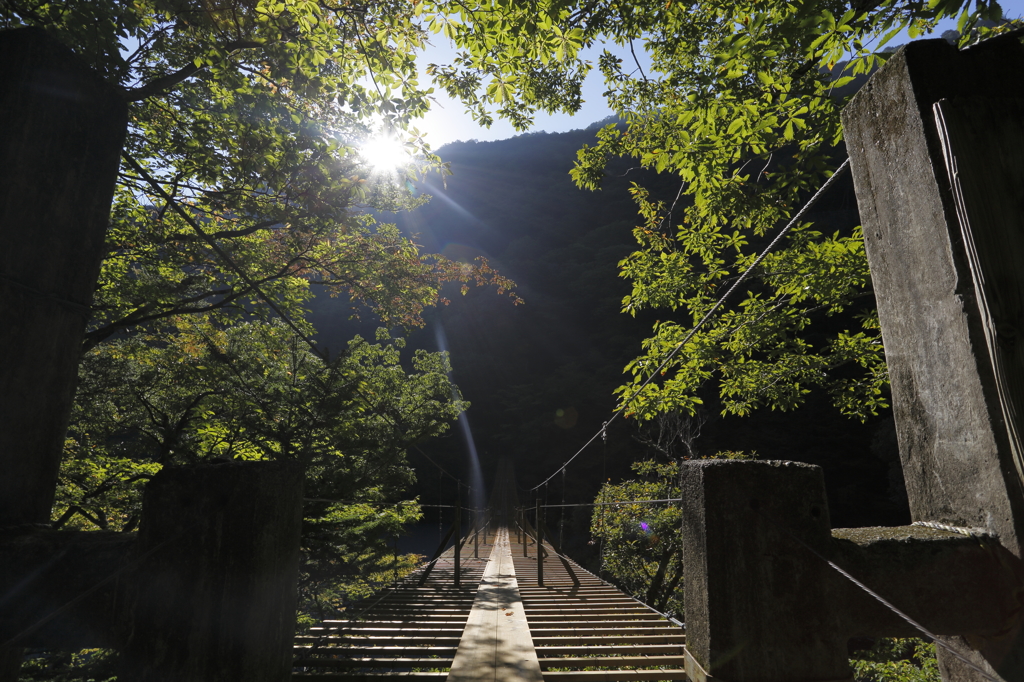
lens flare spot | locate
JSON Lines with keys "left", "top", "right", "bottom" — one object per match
{"left": 554, "top": 406, "right": 578, "bottom": 429}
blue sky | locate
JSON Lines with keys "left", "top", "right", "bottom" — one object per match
{"left": 416, "top": 1, "right": 1024, "bottom": 147}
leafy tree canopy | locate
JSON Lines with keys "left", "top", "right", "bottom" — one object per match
{"left": 591, "top": 459, "right": 684, "bottom": 614}
{"left": 1, "top": 0, "right": 521, "bottom": 604}
{"left": 0, "top": 0, "right": 524, "bottom": 631}
{"left": 851, "top": 638, "right": 941, "bottom": 682}
{"left": 59, "top": 316, "right": 463, "bottom": 613}
{"left": 3, "top": 0, "right": 519, "bottom": 349}
{"left": 413, "top": 0, "right": 1018, "bottom": 421}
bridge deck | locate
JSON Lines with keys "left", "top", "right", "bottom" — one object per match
{"left": 294, "top": 527, "right": 688, "bottom": 680}
{"left": 295, "top": 461, "right": 688, "bottom": 680}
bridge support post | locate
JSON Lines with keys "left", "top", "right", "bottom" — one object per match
{"left": 0, "top": 27, "right": 304, "bottom": 682}
{"left": 0, "top": 462, "right": 303, "bottom": 682}
{"left": 119, "top": 461, "right": 303, "bottom": 682}
{"left": 0, "top": 27, "right": 127, "bottom": 531}
{"left": 536, "top": 499, "right": 544, "bottom": 587}
{"left": 841, "top": 36, "right": 1024, "bottom": 680}
{"left": 680, "top": 459, "right": 1024, "bottom": 682}
{"left": 0, "top": 27, "right": 126, "bottom": 681}
{"left": 454, "top": 485, "right": 461, "bottom": 589}
{"left": 682, "top": 35, "right": 1024, "bottom": 682}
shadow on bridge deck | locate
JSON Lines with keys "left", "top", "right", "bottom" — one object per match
{"left": 294, "top": 462, "right": 689, "bottom": 681}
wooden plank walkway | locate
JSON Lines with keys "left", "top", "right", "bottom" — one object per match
{"left": 295, "top": 466, "right": 688, "bottom": 680}
{"left": 510, "top": 528, "right": 688, "bottom": 681}
{"left": 447, "top": 526, "right": 543, "bottom": 682}
{"left": 293, "top": 548, "right": 490, "bottom": 680}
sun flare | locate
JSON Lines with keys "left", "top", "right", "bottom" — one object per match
{"left": 360, "top": 135, "right": 411, "bottom": 172}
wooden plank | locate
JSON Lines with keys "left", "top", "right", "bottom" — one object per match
{"left": 293, "top": 673, "right": 449, "bottom": 680}
{"left": 684, "top": 645, "right": 716, "bottom": 682}
{"left": 322, "top": 617, "right": 470, "bottom": 623}
{"left": 447, "top": 527, "right": 544, "bottom": 682}
{"left": 538, "top": 656, "right": 688, "bottom": 668}
{"left": 293, "top": 657, "right": 454, "bottom": 668}
{"left": 310, "top": 627, "right": 465, "bottom": 636}
{"left": 532, "top": 635, "right": 686, "bottom": 646}
{"left": 294, "top": 636, "right": 462, "bottom": 646}
{"left": 519, "top": 595, "right": 638, "bottom": 601}
{"left": 526, "top": 614, "right": 663, "bottom": 621}
{"left": 294, "top": 646, "right": 458, "bottom": 655}
{"left": 530, "top": 627, "right": 678, "bottom": 636}
{"left": 535, "top": 646, "right": 685, "bottom": 656}
{"left": 315, "top": 622, "right": 468, "bottom": 628}
{"left": 524, "top": 609, "right": 652, "bottom": 615}
{"left": 541, "top": 670, "right": 688, "bottom": 680}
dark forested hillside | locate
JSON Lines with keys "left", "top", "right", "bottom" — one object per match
{"left": 310, "top": 122, "right": 665, "bottom": 503}
{"left": 308, "top": 122, "right": 909, "bottom": 559}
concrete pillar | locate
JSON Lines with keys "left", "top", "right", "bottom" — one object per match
{"left": 842, "top": 37, "right": 1024, "bottom": 680}
{"left": 0, "top": 26, "right": 127, "bottom": 682}
{"left": 680, "top": 459, "right": 846, "bottom": 681}
{"left": 680, "top": 459, "right": 1024, "bottom": 682}
{"left": 0, "top": 529, "right": 133, "bottom": 649}
{"left": 0, "top": 27, "right": 127, "bottom": 527}
{"left": 119, "top": 461, "right": 303, "bottom": 682}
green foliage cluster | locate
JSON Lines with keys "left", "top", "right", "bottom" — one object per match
{"left": 412, "top": 0, "right": 1019, "bottom": 423}
{"left": 591, "top": 459, "right": 684, "bottom": 613}
{"left": 1, "top": 1, "right": 1016, "bottom": 676}
{"left": 17, "top": 648, "right": 117, "bottom": 682}
{"left": 298, "top": 501, "right": 424, "bottom": 626}
{"left": 590, "top": 448, "right": 756, "bottom": 615}
{"left": 851, "top": 638, "right": 941, "bottom": 682}
{"left": 4, "top": 0, "right": 520, "bottom": 351}
{"left": 1, "top": 0, "right": 522, "bottom": 625}
{"left": 59, "top": 318, "right": 462, "bottom": 606}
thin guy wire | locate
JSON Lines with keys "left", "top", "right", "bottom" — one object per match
{"left": 755, "top": 508, "right": 1001, "bottom": 682}
{"left": 539, "top": 498, "right": 682, "bottom": 508}
{"left": 0, "top": 274, "right": 91, "bottom": 317}
{"left": 0, "top": 531, "right": 185, "bottom": 648}
{"left": 529, "top": 158, "right": 851, "bottom": 491}
{"left": 412, "top": 444, "right": 466, "bottom": 488}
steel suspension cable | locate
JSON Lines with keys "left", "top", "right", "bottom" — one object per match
{"left": 529, "top": 159, "right": 851, "bottom": 491}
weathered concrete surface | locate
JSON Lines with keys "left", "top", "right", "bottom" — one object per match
{"left": 832, "top": 525, "right": 1024, "bottom": 639}
{"left": 681, "top": 460, "right": 1024, "bottom": 681}
{"left": 932, "top": 96, "right": 1024, "bottom": 508}
{"left": 842, "top": 37, "right": 1024, "bottom": 553}
{"left": 0, "top": 462, "right": 304, "bottom": 680}
{"left": 449, "top": 526, "right": 543, "bottom": 682}
{"left": 842, "top": 37, "right": 1024, "bottom": 680}
{"left": 680, "top": 459, "right": 848, "bottom": 682}
{"left": 119, "top": 461, "right": 304, "bottom": 682}
{"left": 0, "top": 27, "right": 127, "bottom": 527}
{"left": 0, "top": 529, "right": 134, "bottom": 649}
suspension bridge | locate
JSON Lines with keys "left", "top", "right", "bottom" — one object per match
{"left": 293, "top": 462, "right": 690, "bottom": 681}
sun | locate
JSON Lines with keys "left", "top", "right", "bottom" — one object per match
{"left": 360, "top": 135, "right": 411, "bottom": 173}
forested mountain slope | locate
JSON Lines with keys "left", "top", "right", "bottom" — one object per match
{"left": 308, "top": 123, "right": 909, "bottom": 548}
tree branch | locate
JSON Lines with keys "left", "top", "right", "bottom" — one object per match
{"left": 123, "top": 40, "right": 264, "bottom": 101}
